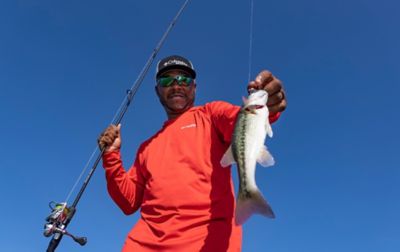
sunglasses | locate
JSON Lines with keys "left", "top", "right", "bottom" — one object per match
{"left": 157, "top": 75, "right": 194, "bottom": 87}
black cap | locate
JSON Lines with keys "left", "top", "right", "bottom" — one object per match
{"left": 156, "top": 55, "right": 196, "bottom": 79}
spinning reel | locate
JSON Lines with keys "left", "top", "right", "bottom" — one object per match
{"left": 43, "top": 202, "right": 87, "bottom": 247}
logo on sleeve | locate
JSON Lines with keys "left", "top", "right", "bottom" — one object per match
{"left": 180, "top": 123, "right": 196, "bottom": 130}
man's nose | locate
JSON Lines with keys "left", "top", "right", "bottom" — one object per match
{"left": 170, "top": 80, "right": 183, "bottom": 89}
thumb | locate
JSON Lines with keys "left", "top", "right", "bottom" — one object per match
{"left": 117, "top": 124, "right": 122, "bottom": 138}
{"left": 247, "top": 80, "right": 258, "bottom": 93}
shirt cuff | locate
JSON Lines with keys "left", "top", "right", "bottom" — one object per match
{"left": 102, "top": 150, "right": 122, "bottom": 169}
{"left": 269, "top": 112, "right": 281, "bottom": 124}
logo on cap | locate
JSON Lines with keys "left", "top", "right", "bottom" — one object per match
{"left": 156, "top": 55, "right": 196, "bottom": 78}
{"left": 164, "top": 59, "right": 189, "bottom": 67}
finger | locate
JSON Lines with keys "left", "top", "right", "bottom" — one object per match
{"left": 103, "top": 131, "right": 116, "bottom": 143}
{"left": 267, "top": 91, "right": 285, "bottom": 106}
{"left": 101, "top": 135, "right": 114, "bottom": 146}
{"left": 255, "top": 70, "right": 273, "bottom": 84}
{"left": 247, "top": 81, "right": 259, "bottom": 92}
{"left": 98, "top": 125, "right": 116, "bottom": 149}
{"left": 268, "top": 99, "right": 287, "bottom": 113}
{"left": 97, "top": 138, "right": 105, "bottom": 149}
{"left": 264, "top": 78, "right": 282, "bottom": 95}
{"left": 106, "top": 125, "right": 119, "bottom": 137}
{"left": 110, "top": 124, "right": 118, "bottom": 133}
{"left": 98, "top": 139, "right": 108, "bottom": 150}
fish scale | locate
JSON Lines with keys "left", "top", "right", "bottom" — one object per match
{"left": 221, "top": 90, "right": 275, "bottom": 225}
{"left": 233, "top": 112, "right": 251, "bottom": 199}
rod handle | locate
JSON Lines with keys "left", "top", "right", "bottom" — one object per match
{"left": 46, "top": 235, "right": 62, "bottom": 252}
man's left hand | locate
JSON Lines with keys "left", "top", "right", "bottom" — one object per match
{"left": 247, "top": 70, "right": 287, "bottom": 113}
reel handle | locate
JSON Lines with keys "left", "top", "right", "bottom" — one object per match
{"left": 72, "top": 235, "right": 87, "bottom": 246}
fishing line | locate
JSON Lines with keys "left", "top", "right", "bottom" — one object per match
{"left": 64, "top": 147, "right": 98, "bottom": 203}
{"left": 63, "top": 0, "right": 191, "bottom": 204}
{"left": 64, "top": 90, "right": 130, "bottom": 203}
{"left": 45, "top": 0, "right": 193, "bottom": 251}
{"left": 248, "top": 0, "right": 254, "bottom": 83}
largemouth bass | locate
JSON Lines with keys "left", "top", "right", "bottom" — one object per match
{"left": 221, "top": 89, "right": 275, "bottom": 225}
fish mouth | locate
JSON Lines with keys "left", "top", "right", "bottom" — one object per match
{"left": 247, "top": 90, "right": 268, "bottom": 105}
{"left": 249, "top": 89, "right": 268, "bottom": 98}
{"left": 245, "top": 104, "right": 265, "bottom": 112}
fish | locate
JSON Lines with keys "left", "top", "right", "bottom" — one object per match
{"left": 220, "top": 89, "right": 275, "bottom": 225}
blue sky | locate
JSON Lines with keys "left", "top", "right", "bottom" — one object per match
{"left": 1, "top": 0, "right": 399, "bottom": 251}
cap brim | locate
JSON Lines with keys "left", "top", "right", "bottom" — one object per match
{"left": 156, "top": 65, "right": 196, "bottom": 79}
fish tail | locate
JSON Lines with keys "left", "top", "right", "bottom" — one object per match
{"left": 235, "top": 189, "right": 275, "bottom": 225}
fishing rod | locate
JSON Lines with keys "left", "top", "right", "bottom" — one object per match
{"left": 43, "top": 0, "right": 192, "bottom": 251}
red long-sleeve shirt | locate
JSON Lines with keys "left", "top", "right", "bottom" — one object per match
{"left": 102, "top": 101, "right": 280, "bottom": 252}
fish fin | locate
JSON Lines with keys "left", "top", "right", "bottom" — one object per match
{"left": 257, "top": 145, "right": 275, "bottom": 167}
{"left": 242, "top": 96, "right": 248, "bottom": 105}
{"left": 220, "top": 145, "right": 235, "bottom": 167}
{"left": 265, "top": 122, "right": 273, "bottom": 138}
{"left": 235, "top": 189, "right": 275, "bottom": 225}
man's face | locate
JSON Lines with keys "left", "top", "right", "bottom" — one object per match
{"left": 155, "top": 69, "right": 196, "bottom": 119}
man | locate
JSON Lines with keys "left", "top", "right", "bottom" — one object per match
{"left": 98, "top": 55, "right": 287, "bottom": 251}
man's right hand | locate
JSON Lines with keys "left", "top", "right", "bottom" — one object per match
{"left": 98, "top": 124, "right": 122, "bottom": 152}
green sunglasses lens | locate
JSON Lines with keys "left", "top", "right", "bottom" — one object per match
{"left": 176, "top": 76, "right": 193, "bottom": 86}
{"left": 158, "top": 77, "right": 175, "bottom": 87}
{"left": 158, "top": 75, "right": 193, "bottom": 87}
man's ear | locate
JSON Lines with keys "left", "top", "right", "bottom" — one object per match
{"left": 193, "top": 82, "right": 197, "bottom": 94}
{"left": 155, "top": 85, "right": 160, "bottom": 97}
